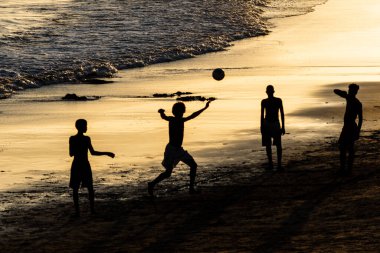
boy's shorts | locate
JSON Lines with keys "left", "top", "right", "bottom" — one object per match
{"left": 262, "top": 120, "right": 282, "bottom": 146}
{"left": 339, "top": 123, "right": 359, "bottom": 148}
{"left": 162, "top": 143, "right": 195, "bottom": 171}
{"left": 69, "top": 160, "right": 93, "bottom": 189}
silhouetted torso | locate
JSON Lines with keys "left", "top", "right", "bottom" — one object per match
{"left": 168, "top": 117, "right": 184, "bottom": 147}
{"left": 344, "top": 95, "right": 362, "bottom": 125}
{"left": 70, "top": 135, "right": 90, "bottom": 161}
{"left": 262, "top": 97, "right": 282, "bottom": 122}
{"left": 69, "top": 134, "right": 92, "bottom": 190}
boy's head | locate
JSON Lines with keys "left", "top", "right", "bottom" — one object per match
{"left": 266, "top": 85, "right": 275, "bottom": 96}
{"left": 172, "top": 102, "right": 186, "bottom": 117}
{"left": 75, "top": 119, "right": 87, "bottom": 133}
{"left": 348, "top": 83, "right": 359, "bottom": 96}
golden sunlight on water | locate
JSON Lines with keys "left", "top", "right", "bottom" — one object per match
{"left": 0, "top": 0, "right": 71, "bottom": 34}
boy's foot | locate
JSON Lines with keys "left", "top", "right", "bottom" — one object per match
{"left": 148, "top": 182, "right": 154, "bottom": 197}
{"left": 189, "top": 188, "right": 201, "bottom": 195}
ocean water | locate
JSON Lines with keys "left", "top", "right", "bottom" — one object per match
{"left": 0, "top": 0, "right": 326, "bottom": 98}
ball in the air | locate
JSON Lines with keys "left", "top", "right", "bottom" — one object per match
{"left": 212, "top": 68, "right": 225, "bottom": 81}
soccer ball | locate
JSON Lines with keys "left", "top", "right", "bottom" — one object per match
{"left": 212, "top": 68, "right": 225, "bottom": 81}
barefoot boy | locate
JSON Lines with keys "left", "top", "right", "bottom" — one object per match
{"left": 69, "top": 119, "right": 115, "bottom": 216}
{"left": 261, "top": 85, "right": 285, "bottom": 170}
{"left": 148, "top": 100, "right": 212, "bottom": 196}
{"left": 334, "top": 83, "right": 362, "bottom": 175}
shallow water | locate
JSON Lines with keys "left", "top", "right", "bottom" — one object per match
{"left": 0, "top": 0, "right": 326, "bottom": 97}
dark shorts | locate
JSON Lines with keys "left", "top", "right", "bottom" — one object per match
{"left": 338, "top": 123, "right": 359, "bottom": 148}
{"left": 262, "top": 120, "right": 282, "bottom": 146}
{"left": 162, "top": 144, "right": 195, "bottom": 172}
{"left": 69, "top": 160, "right": 93, "bottom": 189}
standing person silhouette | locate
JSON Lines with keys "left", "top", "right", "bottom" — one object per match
{"left": 69, "top": 119, "right": 115, "bottom": 216}
{"left": 148, "top": 100, "right": 212, "bottom": 196}
{"left": 334, "top": 83, "right": 362, "bottom": 176}
{"left": 261, "top": 85, "right": 285, "bottom": 170}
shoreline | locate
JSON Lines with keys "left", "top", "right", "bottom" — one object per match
{"left": 0, "top": 0, "right": 328, "bottom": 99}
{"left": 1, "top": 0, "right": 380, "bottom": 251}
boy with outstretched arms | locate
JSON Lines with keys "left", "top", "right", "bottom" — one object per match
{"left": 148, "top": 100, "right": 212, "bottom": 196}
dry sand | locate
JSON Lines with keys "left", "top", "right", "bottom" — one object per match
{"left": 1, "top": 0, "right": 380, "bottom": 252}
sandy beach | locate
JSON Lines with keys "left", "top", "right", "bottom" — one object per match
{"left": 1, "top": 0, "right": 380, "bottom": 252}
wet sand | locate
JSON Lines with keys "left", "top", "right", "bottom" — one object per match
{"left": 1, "top": 124, "right": 379, "bottom": 252}
{"left": 1, "top": 0, "right": 380, "bottom": 251}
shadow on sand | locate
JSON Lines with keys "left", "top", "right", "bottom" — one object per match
{"left": 1, "top": 131, "right": 379, "bottom": 253}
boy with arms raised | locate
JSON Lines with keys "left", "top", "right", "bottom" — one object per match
{"left": 148, "top": 100, "right": 212, "bottom": 196}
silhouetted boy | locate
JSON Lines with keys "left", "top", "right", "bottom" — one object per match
{"left": 334, "top": 83, "right": 362, "bottom": 176}
{"left": 69, "top": 119, "right": 115, "bottom": 216}
{"left": 261, "top": 85, "right": 285, "bottom": 170}
{"left": 148, "top": 101, "right": 212, "bottom": 196}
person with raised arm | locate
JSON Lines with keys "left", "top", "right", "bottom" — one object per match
{"left": 148, "top": 100, "right": 213, "bottom": 196}
{"left": 334, "top": 83, "right": 362, "bottom": 176}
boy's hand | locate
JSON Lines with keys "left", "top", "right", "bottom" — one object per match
{"left": 108, "top": 152, "right": 115, "bottom": 158}
{"left": 158, "top": 109, "right": 165, "bottom": 113}
{"left": 281, "top": 127, "right": 286, "bottom": 135}
{"left": 205, "top": 100, "right": 213, "bottom": 108}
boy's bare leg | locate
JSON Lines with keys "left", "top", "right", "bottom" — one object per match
{"left": 184, "top": 158, "right": 198, "bottom": 193}
{"left": 266, "top": 145, "right": 273, "bottom": 169}
{"left": 148, "top": 167, "right": 172, "bottom": 196}
{"left": 73, "top": 188, "right": 80, "bottom": 216}
{"left": 347, "top": 145, "right": 355, "bottom": 175}
{"left": 189, "top": 166, "right": 197, "bottom": 191}
{"left": 189, "top": 164, "right": 197, "bottom": 193}
{"left": 339, "top": 146, "right": 347, "bottom": 174}
{"left": 276, "top": 145, "right": 283, "bottom": 170}
{"left": 88, "top": 186, "right": 95, "bottom": 214}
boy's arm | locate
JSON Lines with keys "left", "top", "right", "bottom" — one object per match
{"left": 69, "top": 137, "right": 74, "bottom": 157}
{"left": 334, "top": 89, "right": 347, "bottom": 98}
{"left": 158, "top": 109, "right": 170, "bottom": 121}
{"left": 184, "top": 101, "right": 212, "bottom": 122}
{"left": 260, "top": 100, "right": 264, "bottom": 133}
{"left": 88, "top": 137, "right": 115, "bottom": 158}
{"left": 358, "top": 103, "right": 363, "bottom": 132}
{"left": 280, "top": 100, "right": 285, "bottom": 135}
